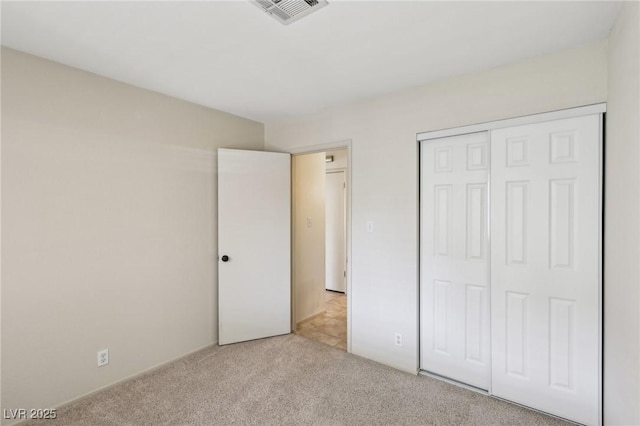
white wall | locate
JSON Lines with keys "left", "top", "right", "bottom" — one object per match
{"left": 292, "top": 152, "right": 326, "bottom": 323}
{"left": 1, "top": 48, "right": 263, "bottom": 424}
{"left": 605, "top": 2, "right": 640, "bottom": 425}
{"left": 266, "top": 41, "right": 608, "bottom": 374}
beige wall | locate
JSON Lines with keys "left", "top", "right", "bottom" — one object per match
{"left": 0, "top": 48, "right": 263, "bottom": 423}
{"left": 292, "top": 152, "right": 326, "bottom": 324}
{"left": 266, "top": 41, "right": 608, "bottom": 374}
{"left": 605, "top": 2, "right": 640, "bottom": 424}
{"left": 3, "top": 16, "right": 633, "bottom": 424}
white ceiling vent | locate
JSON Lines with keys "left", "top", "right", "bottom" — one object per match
{"left": 251, "top": 0, "right": 328, "bottom": 25}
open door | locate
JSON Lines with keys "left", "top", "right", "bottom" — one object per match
{"left": 218, "top": 148, "right": 291, "bottom": 345}
{"left": 325, "top": 170, "right": 346, "bottom": 293}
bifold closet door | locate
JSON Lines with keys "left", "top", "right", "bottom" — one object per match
{"left": 420, "top": 132, "right": 490, "bottom": 390}
{"left": 490, "top": 115, "right": 601, "bottom": 425}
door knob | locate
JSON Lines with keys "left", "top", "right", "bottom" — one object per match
{"left": 221, "top": 255, "right": 230, "bottom": 262}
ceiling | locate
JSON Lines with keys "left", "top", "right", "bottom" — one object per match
{"left": 1, "top": 1, "right": 622, "bottom": 124}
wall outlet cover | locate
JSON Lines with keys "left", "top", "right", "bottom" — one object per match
{"left": 394, "top": 333, "right": 402, "bottom": 347}
{"left": 97, "top": 349, "right": 109, "bottom": 367}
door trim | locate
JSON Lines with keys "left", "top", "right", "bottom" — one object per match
{"left": 288, "top": 140, "right": 353, "bottom": 353}
{"left": 417, "top": 103, "right": 606, "bottom": 142}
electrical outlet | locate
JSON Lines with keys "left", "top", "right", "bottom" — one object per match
{"left": 97, "top": 349, "right": 109, "bottom": 367}
{"left": 394, "top": 333, "right": 402, "bottom": 347}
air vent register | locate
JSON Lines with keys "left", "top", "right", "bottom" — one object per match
{"left": 251, "top": 0, "right": 328, "bottom": 25}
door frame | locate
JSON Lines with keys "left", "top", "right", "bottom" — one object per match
{"left": 288, "top": 140, "right": 353, "bottom": 353}
{"left": 417, "top": 103, "right": 606, "bottom": 141}
{"left": 417, "top": 103, "right": 605, "bottom": 424}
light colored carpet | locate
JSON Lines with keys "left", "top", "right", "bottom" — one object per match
{"left": 30, "top": 334, "right": 569, "bottom": 425}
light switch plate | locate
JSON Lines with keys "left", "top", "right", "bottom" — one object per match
{"left": 366, "top": 221, "right": 374, "bottom": 233}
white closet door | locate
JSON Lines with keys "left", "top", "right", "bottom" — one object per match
{"left": 490, "top": 115, "right": 601, "bottom": 425}
{"left": 420, "top": 132, "right": 490, "bottom": 390}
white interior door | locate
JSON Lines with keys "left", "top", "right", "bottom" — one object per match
{"left": 325, "top": 171, "right": 346, "bottom": 293}
{"left": 218, "top": 148, "right": 291, "bottom": 345}
{"left": 420, "top": 132, "right": 491, "bottom": 390}
{"left": 490, "top": 115, "right": 601, "bottom": 425}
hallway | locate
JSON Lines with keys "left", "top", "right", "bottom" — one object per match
{"left": 295, "top": 291, "right": 347, "bottom": 351}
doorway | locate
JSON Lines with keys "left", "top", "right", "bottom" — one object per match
{"left": 291, "top": 145, "right": 350, "bottom": 352}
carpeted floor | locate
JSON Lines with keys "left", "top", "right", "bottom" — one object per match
{"left": 29, "top": 334, "right": 569, "bottom": 425}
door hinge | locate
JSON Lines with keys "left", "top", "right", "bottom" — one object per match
{"left": 344, "top": 271, "right": 346, "bottom": 277}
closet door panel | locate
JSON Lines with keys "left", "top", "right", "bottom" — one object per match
{"left": 490, "top": 115, "right": 601, "bottom": 425}
{"left": 420, "top": 132, "right": 490, "bottom": 390}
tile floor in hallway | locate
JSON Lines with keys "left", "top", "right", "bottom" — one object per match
{"left": 295, "top": 290, "right": 347, "bottom": 351}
